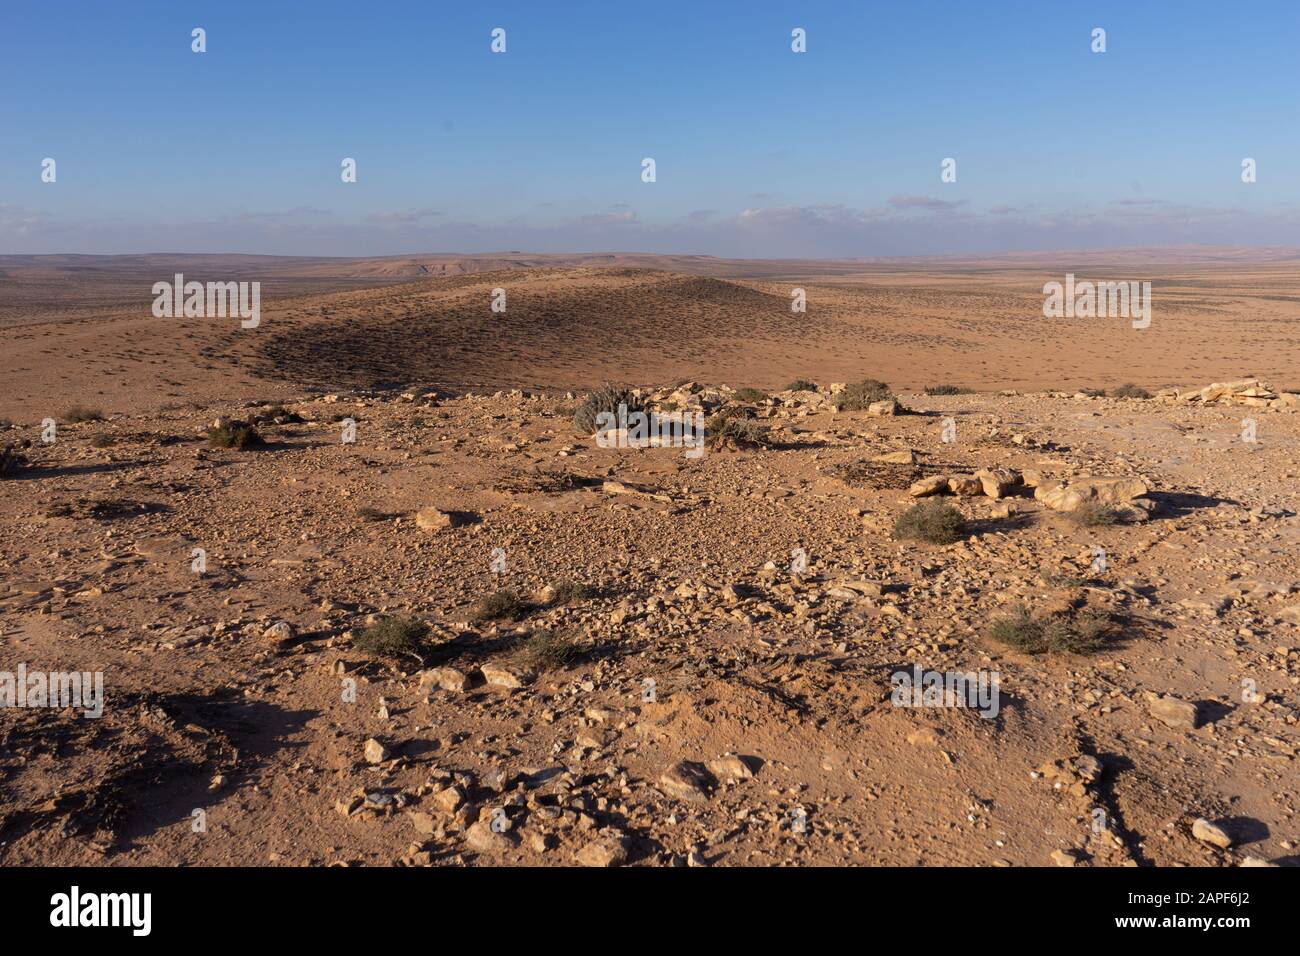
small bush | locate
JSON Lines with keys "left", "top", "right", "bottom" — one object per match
{"left": 573, "top": 384, "right": 645, "bottom": 434}
{"left": 732, "top": 387, "right": 769, "bottom": 404}
{"left": 987, "top": 604, "right": 1114, "bottom": 655}
{"left": 354, "top": 615, "right": 431, "bottom": 660}
{"left": 1069, "top": 499, "right": 1124, "bottom": 527}
{"left": 1043, "top": 612, "right": 1112, "bottom": 654}
{"left": 207, "top": 420, "right": 263, "bottom": 449}
{"left": 705, "top": 408, "right": 769, "bottom": 448}
{"left": 893, "top": 500, "right": 967, "bottom": 544}
{"left": 495, "top": 468, "right": 599, "bottom": 494}
{"left": 785, "top": 379, "right": 818, "bottom": 392}
{"left": 252, "top": 404, "right": 306, "bottom": 424}
{"left": 1108, "top": 383, "right": 1151, "bottom": 399}
{"left": 63, "top": 405, "right": 104, "bottom": 423}
{"left": 1040, "top": 569, "right": 1090, "bottom": 589}
{"left": 550, "top": 580, "right": 593, "bottom": 604}
{"left": 1, "top": 444, "right": 27, "bottom": 478}
{"left": 832, "top": 379, "right": 893, "bottom": 411}
{"left": 472, "top": 589, "right": 527, "bottom": 622}
{"left": 924, "top": 384, "right": 973, "bottom": 396}
{"left": 987, "top": 605, "right": 1044, "bottom": 652}
{"left": 513, "top": 629, "right": 582, "bottom": 671}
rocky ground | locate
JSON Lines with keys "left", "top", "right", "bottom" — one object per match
{"left": 2, "top": 377, "right": 1297, "bottom": 866}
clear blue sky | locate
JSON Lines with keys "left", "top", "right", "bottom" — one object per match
{"left": 2, "top": 0, "right": 1297, "bottom": 256}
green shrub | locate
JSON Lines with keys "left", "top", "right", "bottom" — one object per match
{"left": 732, "top": 387, "right": 769, "bottom": 404}
{"left": 893, "top": 500, "right": 967, "bottom": 544}
{"left": 987, "top": 604, "right": 1114, "bottom": 655}
{"left": 512, "top": 629, "right": 582, "bottom": 671}
{"left": 0, "top": 444, "right": 26, "bottom": 478}
{"left": 923, "top": 384, "right": 973, "bottom": 396}
{"left": 253, "top": 404, "right": 306, "bottom": 424}
{"left": 705, "top": 407, "right": 770, "bottom": 448}
{"left": 550, "top": 580, "right": 593, "bottom": 604}
{"left": 472, "top": 589, "right": 527, "bottom": 622}
{"left": 1068, "top": 500, "right": 1124, "bottom": 527}
{"left": 354, "top": 615, "right": 431, "bottom": 659}
{"left": 63, "top": 405, "right": 104, "bottom": 423}
{"left": 1108, "top": 383, "right": 1151, "bottom": 399}
{"left": 207, "top": 421, "right": 263, "bottom": 449}
{"left": 784, "top": 379, "right": 818, "bottom": 392}
{"left": 573, "top": 384, "right": 645, "bottom": 434}
{"left": 832, "top": 379, "right": 894, "bottom": 411}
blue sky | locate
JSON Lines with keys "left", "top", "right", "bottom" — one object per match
{"left": 2, "top": 0, "right": 1297, "bottom": 256}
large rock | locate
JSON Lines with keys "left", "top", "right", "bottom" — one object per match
{"left": 707, "top": 754, "right": 754, "bottom": 782}
{"left": 480, "top": 662, "right": 531, "bottom": 690}
{"left": 974, "top": 468, "right": 1019, "bottom": 499}
{"left": 868, "top": 398, "right": 901, "bottom": 416}
{"left": 874, "top": 449, "right": 916, "bottom": 464}
{"left": 261, "top": 621, "right": 295, "bottom": 646}
{"left": 947, "top": 475, "right": 984, "bottom": 496}
{"left": 909, "top": 475, "right": 949, "bottom": 497}
{"left": 1169, "top": 378, "right": 1290, "bottom": 408}
{"left": 659, "top": 760, "right": 715, "bottom": 801}
{"left": 415, "top": 507, "right": 454, "bottom": 531}
{"left": 420, "top": 666, "right": 473, "bottom": 693}
{"left": 1191, "top": 817, "right": 1234, "bottom": 848}
{"left": 575, "top": 831, "right": 631, "bottom": 867}
{"left": 1149, "top": 696, "right": 1199, "bottom": 730}
{"left": 465, "top": 819, "right": 519, "bottom": 852}
{"left": 1035, "top": 475, "right": 1150, "bottom": 512}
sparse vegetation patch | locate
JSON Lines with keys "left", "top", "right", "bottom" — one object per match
{"left": 63, "top": 405, "right": 104, "bottom": 423}
{"left": 574, "top": 384, "right": 644, "bottom": 434}
{"left": 354, "top": 615, "right": 431, "bottom": 660}
{"left": 512, "top": 629, "right": 583, "bottom": 671}
{"left": 832, "top": 379, "right": 894, "bottom": 411}
{"left": 206, "top": 420, "right": 263, "bottom": 449}
{"left": 987, "top": 604, "right": 1116, "bottom": 655}
{"left": 472, "top": 589, "right": 528, "bottom": 622}
{"left": 893, "top": 500, "right": 967, "bottom": 544}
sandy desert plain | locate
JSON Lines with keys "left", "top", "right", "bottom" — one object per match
{"left": 1, "top": 247, "right": 1298, "bottom": 867}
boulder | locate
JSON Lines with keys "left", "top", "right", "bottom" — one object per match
{"left": 1191, "top": 817, "right": 1234, "bottom": 849}
{"left": 707, "top": 755, "right": 755, "bottom": 782}
{"left": 419, "top": 666, "right": 473, "bottom": 693}
{"left": 480, "top": 662, "right": 531, "bottom": 690}
{"left": 575, "top": 831, "right": 631, "bottom": 867}
{"left": 465, "top": 819, "right": 519, "bottom": 852}
{"left": 948, "top": 475, "right": 984, "bottom": 496}
{"left": 261, "top": 621, "right": 295, "bottom": 645}
{"left": 1149, "top": 696, "right": 1198, "bottom": 730}
{"left": 874, "top": 449, "right": 916, "bottom": 464}
{"left": 1035, "top": 475, "right": 1150, "bottom": 512}
{"left": 415, "top": 507, "right": 454, "bottom": 531}
{"left": 908, "top": 475, "right": 949, "bottom": 497}
{"left": 974, "top": 468, "right": 1020, "bottom": 499}
{"left": 659, "top": 760, "right": 715, "bottom": 801}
